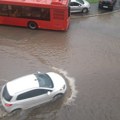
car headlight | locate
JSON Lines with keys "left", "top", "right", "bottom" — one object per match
{"left": 60, "top": 85, "right": 66, "bottom": 91}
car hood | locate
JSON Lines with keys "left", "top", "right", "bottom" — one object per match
{"left": 83, "top": 0, "right": 90, "bottom": 8}
{"left": 47, "top": 72, "right": 66, "bottom": 90}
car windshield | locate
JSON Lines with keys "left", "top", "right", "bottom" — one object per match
{"left": 35, "top": 73, "right": 54, "bottom": 88}
{"left": 76, "top": 0, "right": 84, "bottom": 4}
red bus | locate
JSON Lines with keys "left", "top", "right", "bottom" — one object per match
{"left": 0, "top": 0, "right": 70, "bottom": 30}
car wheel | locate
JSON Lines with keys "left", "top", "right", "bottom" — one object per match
{"left": 28, "top": 21, "right": 38, "bottom": 30}
{"left": 109, "top": 6, "right": 113, "bottom": 11}
{"left": 11, "top": 108, "right": 22, "bottom": 114}
{"left": 52, "top": 93, "right": 63, "bottom": 102}
{"left": 82, "top": 8, "right": 88, "bottom": 13}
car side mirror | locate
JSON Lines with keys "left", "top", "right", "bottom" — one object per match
{"left": 47, "top": 91, "right": 51, "bottom": 95}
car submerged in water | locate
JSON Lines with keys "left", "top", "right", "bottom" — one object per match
{"left": 1, "top": 72, "right": 67, "bottom": 113}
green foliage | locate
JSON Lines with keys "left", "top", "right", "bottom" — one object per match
{"left": 87, "top": 0, "right": 99, "bottom": 3}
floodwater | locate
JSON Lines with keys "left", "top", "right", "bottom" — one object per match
{"left": 0, "top": 11, "right": 120, "bottom": 120}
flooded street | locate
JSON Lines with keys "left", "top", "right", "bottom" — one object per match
{"left": 0, "top": 11, "right": 120, "bottom": 120}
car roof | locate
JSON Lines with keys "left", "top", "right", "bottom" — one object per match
{"left": 6, "top": 74, "right": 39, "bottom": 96}
{"left": 71, "top": 0, "right": 78, "bottom": 2}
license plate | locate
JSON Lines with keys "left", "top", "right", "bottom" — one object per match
{"left": 103, "top": 6, "right": 108, "bottom": 8}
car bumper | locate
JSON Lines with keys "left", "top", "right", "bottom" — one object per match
{"left": 99, "top": 3, "right": 113, "bottom": 9}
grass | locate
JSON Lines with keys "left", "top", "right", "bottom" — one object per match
{"left": 87, "top": 0, "right": 99, "bottom": 3}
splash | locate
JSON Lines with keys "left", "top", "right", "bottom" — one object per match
{"left": 51, "top": 67, "right": 78, "bottom": 105}
{"left": 0, "top": 79, "right": 8, "bottom": 118}
{"left": 0, "top": 108, "right": 7, "bottom": 118}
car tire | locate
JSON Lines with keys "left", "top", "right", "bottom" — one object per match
{"left": 52, "top": 93, "right": 63, "bottom": 102}
{"left": 11, "top": 108, "right": 22, "bottom": 113}
{"left": 82, "top": 8, "right": 88, "bottom": 13}
{"left": 28, "top": 21, "right": 38, "bottom": 30}
{"left": 109, "top": 6, "right": 113, "bottom": 11}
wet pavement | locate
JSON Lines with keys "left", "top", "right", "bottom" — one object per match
{"left": 0, "top": 5, "right": 120, "bottom": 120}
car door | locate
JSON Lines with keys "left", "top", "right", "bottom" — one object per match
{"left": 15, "top": 89, "right": 53, "bottom": 109}
{"left": 70, "top": 2, "right": 82, "bottom": 13}
{"left": 31, "top": 89, "right": 53, "bottom": 107}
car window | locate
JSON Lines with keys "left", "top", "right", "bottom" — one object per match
{"left": 70, "top": 2, "right": 80, "bottom": 6}
{"left": 2, "top": 85, "right": 13, "bottom": 101}
{"left": 16, "top": 89, "right": 50, "bottom": 100}
{"left": 35, "top": 73, "right": 54, "bottom": 88}
{"left": 76, "top": 0, "right": 84, "bottom": 4}
{"left": 70, "top": 2, "right": 74, "bottom": 6}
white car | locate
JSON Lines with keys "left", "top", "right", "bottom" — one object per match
{"left": 1, "top": 72, "right": 67, "bottom": 113}
{"left": 70, "top": 0, "right": 90, "bottom": 13}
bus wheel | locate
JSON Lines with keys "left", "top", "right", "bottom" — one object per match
{"left": 28, "top": 21, "right": 38, "bottom": 30}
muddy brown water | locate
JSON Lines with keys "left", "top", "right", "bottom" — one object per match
{"left": 0, "top": 11, "right": 120, "bottom": 120}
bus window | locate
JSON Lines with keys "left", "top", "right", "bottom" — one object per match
{"left": 0, "top": 4, "right": 8, "bottom": 16}
{"left": 39, "top": 8, "right": 50, "bottom": 21}
{"left": 31, "top": 7, "right": 41, "bottom": 19}
{"left": 22, "top": 7, "right": 50, "bottom": 21}
{"left": 8, "top": 5, "right": 22, "bottom": 17}
{"left": 22, "top": 6, "right": 31, "bottom": 18}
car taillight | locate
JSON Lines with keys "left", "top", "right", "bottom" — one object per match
{"left": 5, "top": 103, "right": 12, "bottom": 107}
{"left": 60, "top": 85, "right": 66, "bottom": 91}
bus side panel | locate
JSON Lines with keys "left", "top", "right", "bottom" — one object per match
{"left": 0, "top": 16, "right": 53, "bottom": 30}
{"left": 36, "top": 20, "right": 52, "bottom": 30}
{"left": 0, "top": 16, "right": 4, "bottom": 24}
{"left": 0, "top": 16, "right": 69, "bottom": 30}
{"left": 0, "top": 16, "right": 28, "bottom": 27}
